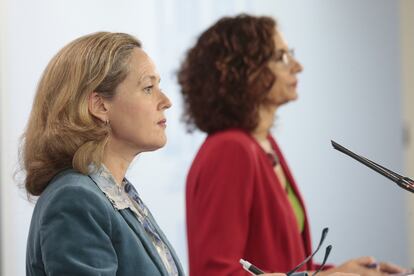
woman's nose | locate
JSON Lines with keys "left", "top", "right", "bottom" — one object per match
{"left": 159, "top": 90, "right": 172, "bottom": 110}
{"left": 291, "top": 57, "right": 303, "bottom": 73}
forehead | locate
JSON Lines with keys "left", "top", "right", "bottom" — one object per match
{"left": 128, "top": 47, "right": 159, "bottom": 80}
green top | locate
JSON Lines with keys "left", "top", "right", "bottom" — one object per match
{"left": 286, "top": 179, "right": 305, "bottom": 233}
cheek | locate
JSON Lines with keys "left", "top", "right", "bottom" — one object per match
{"left": 125, "top": 103, "right": 154, "bottom": 128}
{"left": 268, "top": 81, "right": 284, "bottom": 100}
{"left": 110, "top": 99, "right": 147, "bottom": 130}
{"left": 115, "top": 95, "right": 147, "bottom": 116}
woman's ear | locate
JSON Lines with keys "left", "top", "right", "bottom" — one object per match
{"left": 88, "top": 92, "right": 109, "bottom": 123}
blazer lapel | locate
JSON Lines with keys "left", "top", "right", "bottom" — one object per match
{"left": 147, "top": 212, "right": 185, "bottom": 276}
{"left": 88, "top": 171, "right": 178, "bottom": 276}
{"left": 119, "top": 209, "right": 169, "bottom": 276}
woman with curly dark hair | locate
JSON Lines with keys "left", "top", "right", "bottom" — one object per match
{"left": 178, "top": 14, "right": 405, "bottom": 276}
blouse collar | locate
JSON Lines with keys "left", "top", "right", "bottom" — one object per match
{"left": 88, "top": 164, "right": 134, "bottom": 211}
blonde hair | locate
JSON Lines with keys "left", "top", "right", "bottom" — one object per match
{"left": 21, "top": 32, "right": 141, "bottom": 196}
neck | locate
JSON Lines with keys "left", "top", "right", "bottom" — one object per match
{"left": 102, "top": 138, "right": 136, "bottom": 185}
{"left": 251, "top": 105, "right": 277, "bottom": 142}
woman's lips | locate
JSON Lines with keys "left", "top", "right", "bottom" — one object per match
{"left": 157, "top": 119, "right": 167, "bottom": 128}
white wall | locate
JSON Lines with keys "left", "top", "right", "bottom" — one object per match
{"left": 0, "top": 1, "right": 410, "bottom": 275}
{"left": 401, "top": 0, "right": 414, "bottom": 264}
{"left": 0, "top": 0, "right": 7, "bottom": 274}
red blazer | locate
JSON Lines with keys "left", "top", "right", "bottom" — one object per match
{"left": 186, "top": 129, "right": 315, "bottom": 276}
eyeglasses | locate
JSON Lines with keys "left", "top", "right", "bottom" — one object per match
{"left": 286, "top": 227, "right": 332, "bottom": 276}
{"left": 274, "top": 48, "right": 296, "bottom": 67}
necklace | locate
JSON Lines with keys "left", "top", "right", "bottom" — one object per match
{"left": 266, "top": 151, "right": 279, "bottom": 167}
{"left": 253, "top": 135, "right": 280, "bottom": 167}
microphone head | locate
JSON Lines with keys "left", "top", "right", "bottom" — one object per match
{"left": 316, "top": 227, "right": 329, "bottom": 251}
{"left": 325, "top": 245, "right": 332, "bottom": 257}
{"left": 321, "top": 245, "right": 332, "bottom": 266}
{"left": 321, "top": 227, "right": 329, "bottom": 240}
{"left": 286, "top": 227, "right": 329, "bottom": 276}
{"left": 312, "top": 245, "right": 333, "bottom": 276}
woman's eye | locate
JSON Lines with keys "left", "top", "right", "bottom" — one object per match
{"left": 143, "top": 86, "right": 153, "bottom": 94}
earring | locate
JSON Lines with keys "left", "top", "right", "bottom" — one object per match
{"left": 105, "top": 119, "right": 110, "bottom": 126}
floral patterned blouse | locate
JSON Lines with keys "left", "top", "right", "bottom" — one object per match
{"left": 89, "top": 165, "right": 179, "bottom": 276}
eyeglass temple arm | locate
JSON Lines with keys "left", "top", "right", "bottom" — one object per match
{"left": 286, "top": 228, "right": 329, "bottom": 276}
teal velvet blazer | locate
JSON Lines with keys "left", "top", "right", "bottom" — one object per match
{"left": 26, "top": 169, "right": 184, "bottom": 276}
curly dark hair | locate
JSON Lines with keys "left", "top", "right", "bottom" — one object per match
{"left": 178, "top": 14, "right": 278, "bottom": 134}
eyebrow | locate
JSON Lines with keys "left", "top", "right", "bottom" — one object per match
{"left": 139, "top": 75, "right": 161, "bottom": 84}
{"left": 276, "top": 48, "right": 289, "bottom": 53}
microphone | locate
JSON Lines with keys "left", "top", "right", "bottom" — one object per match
{"left": 331, "top": 140, "right": 414, "bottom": 193}
{"left": 312, "top": 245, "right": 332, "bottom": 276}
{"left": 286, "top": 227, "right": 329, "bottom": 276}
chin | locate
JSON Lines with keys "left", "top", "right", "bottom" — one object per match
{"left": 287, "top": 91, "right": 298, "bottom": 102}
{"left": 278, "top": 96, "right": 297, "bottom": 106}
{"left": 157, "top": 139, "right": 167, "bottom": 149}
{"left": 134, "top": 131, "right": 168, "bottom": 152}
{"left": 147, "top": 139, "right": 167, "bottom": 152}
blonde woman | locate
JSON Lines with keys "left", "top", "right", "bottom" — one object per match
{"left": 23, "top": 32, "right": 184, "bottom": 276}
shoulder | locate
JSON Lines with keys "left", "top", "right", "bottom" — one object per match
{"left": 34, "top": 169, "right": 112, "bottom": 221}
{"left": 208, "top": 128, "right": 252, "bottom": 143}
{"left": 41, "top": 169, "right": 103, "bottom": 200}
{"left": 205, "top": 129, "right": 256, "bottom": 152}
{"left": 195, "top": 129, "right": 259, "bottom": 166}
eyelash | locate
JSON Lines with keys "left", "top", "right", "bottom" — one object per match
{"left": 143, "top": 85, "right": 153, "bottom": 94}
